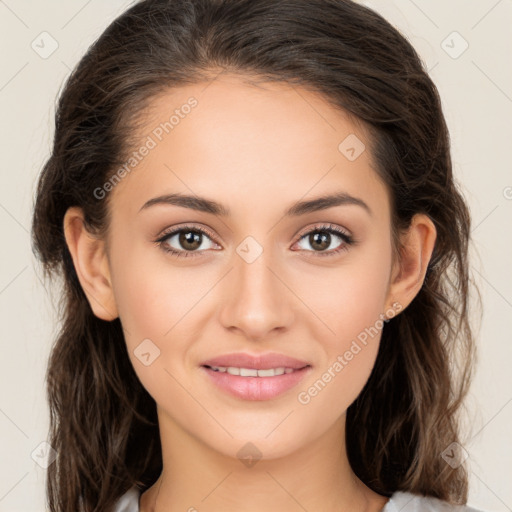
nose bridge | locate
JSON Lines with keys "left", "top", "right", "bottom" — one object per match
{"left": 219, "top": 236, "right": 293, "bottom": 339}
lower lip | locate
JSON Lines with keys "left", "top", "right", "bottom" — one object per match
{"left": 201, "top": 366, "right": 311, "bottom": 401}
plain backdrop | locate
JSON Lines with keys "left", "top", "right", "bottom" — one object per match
{"left": 0, "top": 1, "right": 511, "bottom": 511}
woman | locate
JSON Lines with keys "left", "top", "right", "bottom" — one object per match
{"left": 31, "top": 0, "right": 484, "bottom": 510}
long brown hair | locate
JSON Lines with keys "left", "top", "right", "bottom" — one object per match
{"left": 31, "top": 0, "right": 478, "bottom": 510}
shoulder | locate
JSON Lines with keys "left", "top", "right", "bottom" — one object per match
{"left": 384, "top": 491, "right": 487, "bottom": 512}
{"left": 112, "top": 486, "right": 141, "bottom": 512}
{"left": 111, "top": 487, "right": 488, "bottom": 512}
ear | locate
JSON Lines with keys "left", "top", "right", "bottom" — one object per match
{"left": 385, "top": 213, "right": 437, "bottom": 314}
{"left": 63, "top": 207, "right": 118, "bottom": 321}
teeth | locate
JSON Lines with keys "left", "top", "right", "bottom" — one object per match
{"left": 209, "top": 366, "right": 297, "bottom": 377}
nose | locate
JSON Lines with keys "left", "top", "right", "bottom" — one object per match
{"left": 218, "top": 247, "right": 295, "bottom": 342}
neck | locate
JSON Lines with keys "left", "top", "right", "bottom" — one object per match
{"left": 140, "top": 409, "right": 389, "bottom": 512}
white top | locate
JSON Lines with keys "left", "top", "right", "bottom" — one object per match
{"left": 113, "top": 486, "right": 486, "bottom": 512}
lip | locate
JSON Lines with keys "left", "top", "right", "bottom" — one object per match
{"left": 201, "top": 365, "right": 311, "bottom": 401}
{"left": 201, "top": 352, "right": 310, "bottom": 370}
{"left": 200, "top": 352, "right": 312, "bottom": 401}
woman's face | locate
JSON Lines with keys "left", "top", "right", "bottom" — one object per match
{"left": 105, "top": 73, "right": 399, "bottom": 459}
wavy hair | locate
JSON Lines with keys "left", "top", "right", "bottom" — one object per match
{"left": 31, "top": 0, "right": 478, "bottom": 510}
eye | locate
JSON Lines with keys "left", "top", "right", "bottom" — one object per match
{"left": 293, "top": 223, "right": 354, "bottom": 257}
{"left": 155, "top": 222, "right": 355, "bottom": 259}
{"left": 155, "top": 224, "right": 219, "bottom": 258}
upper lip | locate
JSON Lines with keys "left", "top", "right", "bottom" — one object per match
{"left": 201, "top": 352, "right": 311, "bottom": 370}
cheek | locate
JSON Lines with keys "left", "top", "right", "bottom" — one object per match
{"left": 109, "top": 238, "right": 188, "bottom": 338}
{"left": 296, "top": 237, "right": 392, "bottom": 402}
{"left": 109, "top": 250, "right": 190, "bottom": 402}
{"left": 112, "top": 270, "right": 167, "bottom": 339}
{"left": 303, "top": 235, "right": 392, "bottom": 345}
{"left": 108, "top": 242, "right": 212, "bottom": 379}
{"left": 107, "top": 243, "right": 178, "bottom": 392}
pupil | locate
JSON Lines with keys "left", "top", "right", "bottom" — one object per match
{"left": 311, "top": 232, "right": 329, "bottom": 251}
{"left": 180, "top": 231, "right": 201, "bottom": 250}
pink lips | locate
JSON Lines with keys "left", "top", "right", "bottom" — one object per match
{"left": 200, "top": 352, "right": 312, "bottom": 401}
{"left": 201, "top": 352, "right": 310, "bottom": 370}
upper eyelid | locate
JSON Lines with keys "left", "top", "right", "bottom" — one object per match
{"left": 157, "top": 223, "right": 217, "bottom": 242}
{"left": 295, "top": 223, "right": 351, "bottom": 239}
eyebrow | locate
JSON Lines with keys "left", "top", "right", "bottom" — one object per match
{"left": 139, "top": 191, "right": 372, "bottom": 217}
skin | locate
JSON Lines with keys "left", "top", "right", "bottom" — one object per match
{"left": 63, "top": 73, "right": 436, "bottom": 512}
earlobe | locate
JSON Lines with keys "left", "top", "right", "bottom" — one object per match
{"left": 63, "top": 207, "right": 118, "bottom": 321}
{"left": 386, "top": 213, "right": 437, "bottom": 313}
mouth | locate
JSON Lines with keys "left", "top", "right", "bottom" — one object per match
{"left": 202, "top": 364, "right": 309, "bottom": 377}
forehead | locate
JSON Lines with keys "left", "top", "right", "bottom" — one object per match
{"left": 109, "top": 73, "right": 389, "bottom": 220}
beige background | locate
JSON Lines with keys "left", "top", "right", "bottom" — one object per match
{"left": 0, "top": 0, "right": 511, "bottom": 510}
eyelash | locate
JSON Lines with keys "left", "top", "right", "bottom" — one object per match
{"left": 155, "top": 223, "right": 355, "bottom": 259}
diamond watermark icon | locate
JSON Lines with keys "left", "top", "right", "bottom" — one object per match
{"left": 134, "top": 338, "right": 161, "bottom": 366}
{"left": 237, "top": 442, "right": 263, "bottom": 468}
{"left": 338, "top": 134, "right": 366, "bottom": 161}
{"left": 236, "top": 236, "right": 263, "bottom": 264}
{"left": 441, "top": 31, "right": 469, "bottom": 60}
{"left": 440, "top": 441, "right": 469, "bottom": 468}
{"left": 31, "top": 441, "right": 57, "bottom": 469}
{"left": 31, "top": 31, "right": 59, "bottom": 59}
